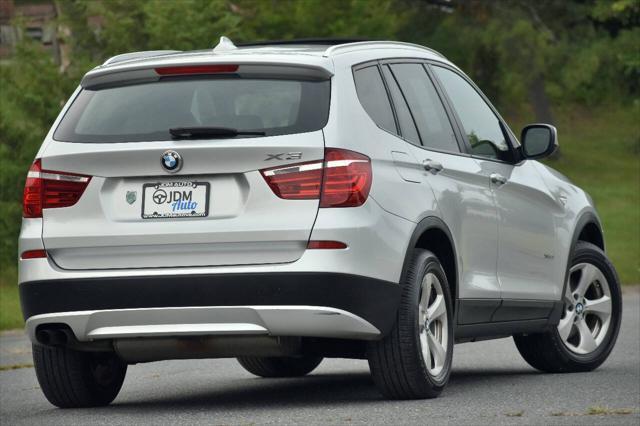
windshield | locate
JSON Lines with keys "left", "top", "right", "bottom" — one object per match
{"left": 54, "top": 77, "right": 330, "bottom": 143}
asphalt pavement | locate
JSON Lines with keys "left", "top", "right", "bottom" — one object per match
{"left": 1, "top": 290, "right": 638, "bottom": 425}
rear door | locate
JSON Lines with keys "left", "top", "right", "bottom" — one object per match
{"left": 41, "top": 70, "right": 330, "bottom": 270}
{"left": 381, "top": 61, "right": 502, "bottom": 301}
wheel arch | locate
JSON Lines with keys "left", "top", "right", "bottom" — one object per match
{"left": 401, "top": 216, "right": 458, "bottom": 309}
{"left": 561, "top": 211, "right": 605, "bottom": 299}
{"left": 576, "top": 219, "right": 605, "bottom": 251}
{"left": 570, "top": 210, "right": 605, "bottom": 259}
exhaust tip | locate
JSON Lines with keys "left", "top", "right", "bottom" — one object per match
{"left": 51, "top": 330, "right": 68, "bottom": 346}
{"left": 35, "top": 329, "right": 51, "bottom": 345}
{"left": 35, "top": 326, "right": 72, "bottom": 346}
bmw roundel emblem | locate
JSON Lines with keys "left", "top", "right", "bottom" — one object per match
{"left": 161, "top": 150, "right": 182, "bottom": 173}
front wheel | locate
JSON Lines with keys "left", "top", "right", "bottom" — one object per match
{"left": 367, "top": 249, "right": 454, "bottom": 399}
{"left": 514, "top": 241, "right": 622, "bottom": 373}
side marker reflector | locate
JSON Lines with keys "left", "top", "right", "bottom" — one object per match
{"left": 307, "top": 241, "right": 348, "bottom": 250}
{"left": 21, "top": 250, "right": 47, "bottom": 259}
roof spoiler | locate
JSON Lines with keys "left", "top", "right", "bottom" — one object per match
{"left": 102, "top": 50, "right": 181, "bottom": 66}
{"left": 81, "top": 62, "right": 333, "bottom": 89}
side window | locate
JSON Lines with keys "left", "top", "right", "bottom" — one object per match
{"left": 353, "top": 66, "right": 396, "bottom": 133}
{"left": 380, "top": 65, "right": 420, "bottom": 145}
{"left": 389, "top": 63, "right": 460, "bottom": 153}
{"left": 432, "top": 66, "right": 512, "bottom": 161}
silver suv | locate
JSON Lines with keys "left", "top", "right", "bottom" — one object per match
{"left": 19, "top": 38, "right": 622, "bottom": 407}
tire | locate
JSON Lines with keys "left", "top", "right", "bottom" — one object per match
{"left": 514, "top": 241, "right": 622, "bottom": 373}
{"left": 237, "top": 356, "right": 323, "bottom": 378}
{"left": 33, "top": 344, "right": 127, "bottom": 408}
{"left": 367, "top": 249, "right": 454, "bottom": 399}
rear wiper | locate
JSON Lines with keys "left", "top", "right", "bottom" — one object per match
{"left": 169, "top": 127, "right": 266, "bottom": 139}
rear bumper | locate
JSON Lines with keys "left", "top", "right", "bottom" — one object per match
{"left": 21, "top": 272, "right": 400, "bottom": 342}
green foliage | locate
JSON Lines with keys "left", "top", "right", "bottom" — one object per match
{"left": 0, "top": 0, "right": 638, "bottom": 287}
{"left": 237, "top": 0, "right": 405, "bottom": 41}
{"left": 403, "top": 0, "right": 639, "bottom": 111}
{"left": 58, "top": 0, "right": 405, "bottom": 59}
{"left": 0, "top": 267, "right": 21, "bottom": 330}
{"left": 591, "top": 0, "right": 639, "bottom": 22}
{"left": 423, "top": 5, "right": 553, "bottom": 109}
{"left": 0, "top": 40, "right": 76, "bottom": 268}
{"left": 548, "top": 105, "right": 639, "bottom": 284}
{"left": 144, "top": 0, "right": 242, "bottom": 50}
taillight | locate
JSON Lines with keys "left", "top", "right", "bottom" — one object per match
{"left": 23, "top": 159, "right": 92, "bottom": 218}
{"left": 260, "top": 148, "right": 372, "bottom": 208}
{"left": 260, "top": 160, "right": 323, "bottom": 200}
{"left": 319, "top": 148, "right": 372, "bottom": 208}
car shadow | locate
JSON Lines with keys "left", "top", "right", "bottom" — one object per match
{"left": 100, "top": 367, "right": 541, "bottom": 412}
{"left": 114, "top": 372, "right": 380, "bottom": 410}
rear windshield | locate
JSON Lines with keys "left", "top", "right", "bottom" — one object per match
{"left": 54, "top": 77, "right": 331, "bottom": 143}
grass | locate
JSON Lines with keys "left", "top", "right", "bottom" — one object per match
{"left": 587, "top": 406, "right": 634, "bottom": 416}
{"left": 550, "top": 407, "right": 635, "bottom": 417}
{"left": 0, "top": 266, "right": 22, "bottom": 331}
{"left": 510, "top": 104, "right": 639, "bottom": 284}
{"left": 0, "top": 363, "right": 33, "bottom": 372}
{"left": 0, "top": 105, "right": 637, "bottom": 331}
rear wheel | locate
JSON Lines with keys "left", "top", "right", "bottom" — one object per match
{"left": 367, "top": 249, "right": 454, "bottom": 399}
{"left": 33, "top": 344, "right": 127, "bottom": 408}
{"left": 514, "top": 241, "right": 622, "bottom": 372}
{"left": 237, "top": 356, "right": 323, "bottom": 378}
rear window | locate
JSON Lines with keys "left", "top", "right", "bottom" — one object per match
{"left": 353, "top": 66, "right": 396, "bottom": 133}
{"left": 54, "top": 77, "right": 330, "bottom": 143}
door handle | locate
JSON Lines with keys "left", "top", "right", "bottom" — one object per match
{"left": 422, "top": 159, "right": 443, "bottom": 174}
{"left": 490, "top": 173, "right": 507, "bottom": 186}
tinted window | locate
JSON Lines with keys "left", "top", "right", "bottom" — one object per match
{"left": 54, "top": 78, "right": 330, "bottom": 143}
{"left": 353, "top": 66, "right": 396, "bottom": 133}
{"left": 390, "top": 64, "right": 459, "bottom": 153}
{"left": 433, "top": 66, "right": 511, "bottom": 161}
{"left": 381, "top": 65, "right": 420, "bottom": 145}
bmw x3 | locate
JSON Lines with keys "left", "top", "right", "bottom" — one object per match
{"left": 18, "top": 37, "right": 622, "bottom": 407}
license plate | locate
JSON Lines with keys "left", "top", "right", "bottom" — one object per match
{"left": 142, "top": 181, "right": 209, "bottom": 219}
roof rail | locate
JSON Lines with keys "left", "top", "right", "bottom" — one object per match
{"left": 102, "top": 50, "right": 181, "bottom": 66}
{"left": 324, "top": 41, "right": 446, "bottom": 59}
{"left": 236, "top": 38, "right": 370, "bottom": 47}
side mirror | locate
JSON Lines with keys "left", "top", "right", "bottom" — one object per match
{"left": 521, "top": 124, "right": 558, "bottom": 160}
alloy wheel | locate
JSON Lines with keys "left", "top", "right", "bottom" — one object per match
{"left": 558, "top": 262, "right": 612, "bottom": 355}
{"left": 418, "top": 272, "right": 449, "bottom": 376}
